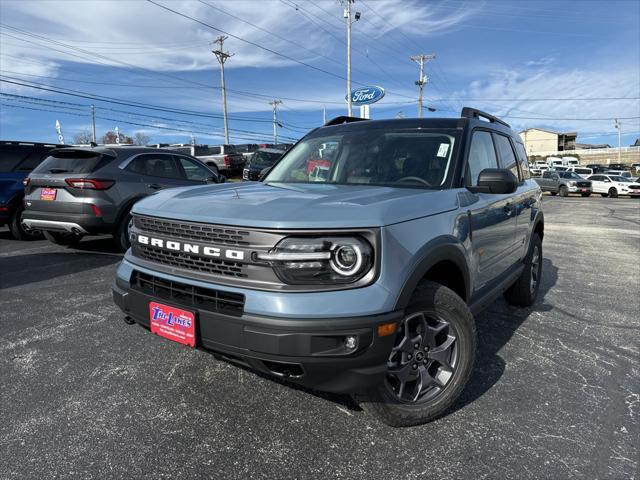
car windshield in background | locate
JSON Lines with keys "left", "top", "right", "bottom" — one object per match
{"left": 31, "top": 150, "right": 113, "bottom": 174}
{"left": 560, "top": 172, "right": 583, "bottom": 179}
{"left": 610, "top": 176, "right": 630, "bottom": 182}
{"left": 265, "top": 129, "right": 458, "bottom": 189}
{"left": 251, "top": 150, "right": 281, "bottom": 168}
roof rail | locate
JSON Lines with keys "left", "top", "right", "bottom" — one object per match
{"left": 460, "top": 107, "right": 510, "bottom": 128}
{"left": 323, "top": 116, "right": 369, "bottom": 127}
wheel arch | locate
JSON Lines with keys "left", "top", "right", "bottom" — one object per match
{"left": 113, "top": 195, "right": 146, "bottom": 230}
{"left": 394, "top": 238, "right": 470, "bottom": 309}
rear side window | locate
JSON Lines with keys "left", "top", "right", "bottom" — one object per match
{"left": 494, "top": 134, "right": 521, "bottom": 181}
{"left": 514, "top": 142, "right": 531, "bottom": 180}
{"left": 125, "top": 154, "right": 182, "bottom": 179}
{"left": 466, "top": 131, "right": 498, "bottom": 186}
{"left": 32, "top": 150, "right": 113, "bottom": 174}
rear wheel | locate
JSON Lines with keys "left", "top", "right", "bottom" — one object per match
{"left": 357, "top": 282, "right": 476, "bottom": 427}
{"left": 43, "top": 231, "right": 83, "bottom": 246}
{"left": 559, "top": 185, "right": 569, "bottom": 197}
{"left": 504, "top": 233, "right": 542, "bottom": 307}
{"left": 9, "top": 203, "right": 42, "bottom": 240}
{"left": 608, "top": 187, "right": 618, "bottom": 198}
{"left": 113, "top": 212, "right": 133, "bottom": 252}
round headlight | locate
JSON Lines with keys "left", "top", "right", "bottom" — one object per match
{"left": 331, "top": 244, "right": 363, "bottom": 276}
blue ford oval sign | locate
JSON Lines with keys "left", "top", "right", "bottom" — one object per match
{"left": 347, "top": 86, "right": 385, "bottom": 105}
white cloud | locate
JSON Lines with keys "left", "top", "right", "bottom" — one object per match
{"left": 452, "top": 63, "right": 640, "bottom": 136}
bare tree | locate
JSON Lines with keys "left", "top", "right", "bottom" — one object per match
{"left": 133, "top": 132, "right": 150, "bottom": 146}
{"left": 101, "top": 131, "right": 133, "bottom": 144}
{"left": 73, "top": 130, "right": 93, "bottom": 145}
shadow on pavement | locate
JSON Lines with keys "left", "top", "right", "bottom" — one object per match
{"left": 0, "top": 251, "right": 121, "bottom": 290}
{"left": 449, "top": 258, "right": 559, "bottom": 415}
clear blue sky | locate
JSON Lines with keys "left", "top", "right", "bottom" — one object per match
{"left": 1, "top": 0, "right": 639, "bottom": 147}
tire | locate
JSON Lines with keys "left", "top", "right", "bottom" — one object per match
{"left": 357, "top": 281, "right": 477, "bottom": 427}
{"left": 608, "top": 187, "right": 618, "bottom": 198}
{"left": 9, "top": 203, "right": 42, "bottom": 241}
{"left": 559, "top": 185, "right": 569, "bottom": 197}
{"left": 113, "top": 211, "right": 133, "bottom": 252}
{"left": 43, "top": 231, "right": 83, "bottom": 246}
{"left": 206, "top": 163, "right": 220, "bottom": 176}
{"left": 600, "top": 193, "right": 608, "bottom": 197}
{"left": 581, "top": 192, "right": 591, "bottom": 197}
{"left": 504, "top": 233, "right": 543, "bottom": 307}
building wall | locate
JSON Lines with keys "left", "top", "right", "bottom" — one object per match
{"left": 519, "top": 129, "right": 559, "bottom": 155}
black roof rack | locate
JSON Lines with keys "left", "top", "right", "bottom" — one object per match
{"left": 460, "top": 107, "right": 510, "bottom": 128}
{"left": 323, "top": 116, "right": 369, "bottom": 127}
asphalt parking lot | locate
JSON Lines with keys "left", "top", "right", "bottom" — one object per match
{"left": 1, "top": 195, "right": 638, "bottom": 479}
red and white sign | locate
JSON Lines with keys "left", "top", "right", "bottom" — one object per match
{"left": 149, "top": 302, "right": 196, "bottom": 347}
{"left": 40, "top": 188, "right": 57, "bottom": 201}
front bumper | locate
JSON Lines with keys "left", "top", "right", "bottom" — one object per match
{"left": 567, "top": 185, "right": 591, "bottom": 193}
{"left": 112, "top": 269, "right": 401, "bottom": 394}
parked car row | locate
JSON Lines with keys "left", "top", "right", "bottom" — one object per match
{"left": 534, "top": 170, "right": 640, "bottom": 198}
{"left": 0, "top": 142, "right": 225, "bottom": 246}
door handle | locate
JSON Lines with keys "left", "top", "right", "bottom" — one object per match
{"left": 147, "top": 183, "right": 162, "bottom": 190}
{"left": 504, "top": 203, "right": 515, "bottom": 215}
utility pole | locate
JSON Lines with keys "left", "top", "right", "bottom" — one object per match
{"left": 342, "top": 0, "right": 360, "bottom": 117}
{"left": 615, "top": 119, "right": 622, "bottom": 163}
{"left": 90, "top": 105, "right": 96, "bottom": 143}
{"left": 269, "top": 100, "right": 282, "bottom": 144}
{"left": 212, "top": 36, "right": 233, "bottom": 144}
{"left": 410, "top": 54, "right": 435, "bottom": 118}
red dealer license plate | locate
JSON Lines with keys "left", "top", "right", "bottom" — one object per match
{"left": 149, "top": 302, "right": 196, "bottom": 347}
{"left": 40, "top": 188, "right": 57, "bottom": 201}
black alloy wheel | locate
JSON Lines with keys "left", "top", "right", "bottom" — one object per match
{"left": 385, "top": 312, "right": 458, "bottom": 404}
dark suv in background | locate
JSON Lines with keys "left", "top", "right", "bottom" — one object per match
{"left": 22, "top": 146, "right": 223, "bottom": 251}
{"left": 0, "top": 140, "right": 65, "bottom": 239}
{"left": 242, "top": 147, "right": 285, "bottom": 181}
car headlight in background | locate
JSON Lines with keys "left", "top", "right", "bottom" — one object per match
{"left": 256, "top": 236, "right": 373, "bottom": 285}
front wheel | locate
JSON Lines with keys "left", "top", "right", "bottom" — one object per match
{"left": 608, "top": 187, "right": 618, "bottom": 198}
{"left": 559, "top": 185, "right": 569, "bottom": 197}
{"left": 43, "top": 231, "right": 83, "bottom": 246}
{"left": 357, "top": 282, "right": 476, "bottom": 427}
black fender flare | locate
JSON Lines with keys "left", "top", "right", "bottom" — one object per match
{"left": 394, "top": 236, "right": 471, "bottom": 310}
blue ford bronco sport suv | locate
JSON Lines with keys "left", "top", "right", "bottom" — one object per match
{"left": 113, "top": 108, "right": 544, "bottom": 427}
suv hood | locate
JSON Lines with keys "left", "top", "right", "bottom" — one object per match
{"left": 132, "top": 182, "right": 459, "bottom": 229}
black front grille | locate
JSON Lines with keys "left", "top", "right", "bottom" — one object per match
{"left": 134, "top": 244, "right": 247, "bottom": 278}
{"left": 577, "top": 182, "right": 591, "bottom": 187}
{"left": 131, "top": 270, "right": 244, "bottom": 317}
{"left": 135, "top": 216, "right": 250, "bottom": 246}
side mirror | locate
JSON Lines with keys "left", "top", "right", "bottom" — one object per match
{"left": 259, "top": 167, "right": 272, "bottom": 181}
{"left": 470, "top": 168, "right": 518, "bottom": 194}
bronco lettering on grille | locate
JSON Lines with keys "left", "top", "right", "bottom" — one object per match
{"left": 137, "top": 234, "right": 245, "bottom": 261}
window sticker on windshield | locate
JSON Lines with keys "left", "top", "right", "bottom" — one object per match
{"left": 437, "top": 143, "right": 450, "bottom": 157}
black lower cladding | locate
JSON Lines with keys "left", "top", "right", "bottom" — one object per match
{"left": 113, "top": 270, "right": 401, "bottom": 393}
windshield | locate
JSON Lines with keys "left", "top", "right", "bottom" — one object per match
{"left": 611, "top": 176, "right": 631, "bottom": 182}
{"left": 265, "top": 129, "right": 458, "bottom": 189}
{"left": 560, "top": 172, "right": 583, "bottom": 179}
{"left": 250, "top": 150, "right": 282, "bottom": 169}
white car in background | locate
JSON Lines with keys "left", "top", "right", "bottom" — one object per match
{"left": 604, "top": 170, "right": 632, "bottom": 178}
{"left": 588, "top": 174, "right": 640, "bottom": 198}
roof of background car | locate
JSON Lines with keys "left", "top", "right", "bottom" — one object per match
{"left": 52, "top": 146, "right": 185, "bottom": 159}
{"left": 256, "top": 148, "right": 286, "bottom": 154}
{"left": 315, "top": 116, "right": 516, "bottom": 136}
